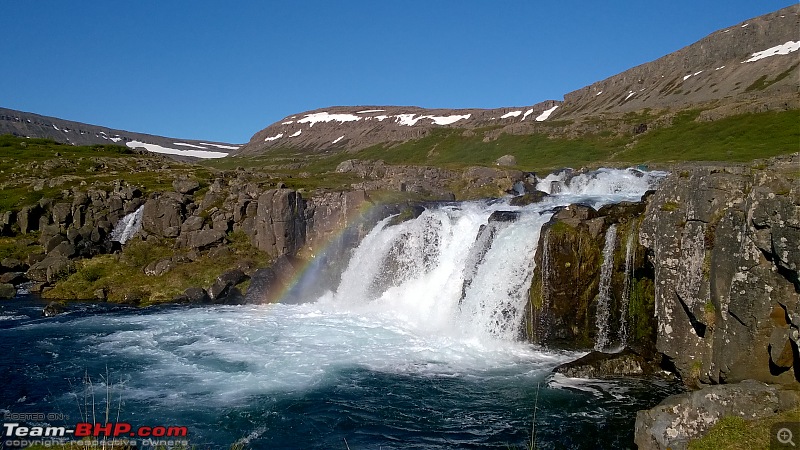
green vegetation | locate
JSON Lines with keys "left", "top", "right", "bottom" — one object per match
{"left": 209, "top": 109, "right": 799, "bottom": 183}
{"left": 0, "top": 234, "right": 42, "bottom": 261}
{"left": 661, "top": 201, "right": 680, "bottom": 212}
{"left": 746, "top": 63, "right": 799, "bottom": 92}
{"left": 688, "top": 408, "right": 800, "bottom": 450}
{"left": 615, "top": 109, "right": 800, "bottom": 163}
{"left": 627, "top": 277, "right": 656, "bottom": 344}
{"left": 46, "top": 231, "right": 269, "bottom": 304}
{"left": 0, "top": 134, "right": 211, "bottom": 211}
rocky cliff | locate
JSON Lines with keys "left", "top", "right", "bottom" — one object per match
{"left": 639, "top": 154, "right": 799, "bottom": 386}
{"left": 233, "top": 102, "right": 562, "bottom": 155}
{"left": 560, "top": 5, "right": 799, "bottom": 119}
{"left": 235, "top": 5, "right": 799, "bottom": 158}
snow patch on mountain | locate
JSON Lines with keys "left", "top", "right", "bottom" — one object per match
{"left": 299, "top": 112, "right": 361, "bottom": 127}
{"left": 742, "top": 40, "right": 800, "bottom": 63}
{"left": 535, "top": 105, "right": 559, "bottom": 121}
{"left": 126, "top": 140, "right": 227, "bottom": 159}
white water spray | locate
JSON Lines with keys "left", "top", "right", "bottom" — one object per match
{"left": 594, "top": 224, "right": 617, "bottom": 351}
{"left": 110, "top": 205, "right": 144, "bottom": 244}
{"left": 329, "top": 168, "right": 666, "bottom": 345}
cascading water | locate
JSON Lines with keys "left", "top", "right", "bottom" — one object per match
{"left": 594, "top": 224, "right": 617, "bottom": 351}
{"left": 618, "top": 228, "right": 636, "bottom": 346}
{"left": 329, "top": 168, "right": 667, "bottom": 343}
{"left": 109, "top": 205, "right": 144, "bottom": 244}
{"left": 329, "top": 203, "right": 547, "bottom": 340}
{"left": 0, "top": 168, "right": 674, "bottom": 449}
{"left": 533, "top": 228, "right": 553, "bottom": 342}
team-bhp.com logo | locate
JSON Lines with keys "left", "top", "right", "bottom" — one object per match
{"left": 3, "top": 422, "right": 188, "bottom": 448}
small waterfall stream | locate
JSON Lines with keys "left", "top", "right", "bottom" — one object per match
{"left": 109, "top": 205, "right": 144, "bottom": 244}
{"left": 618, "top": 228, "right": 636, "bottom": 346}
{"left": 594, "top": 224, "right": 617, "bottom": 351}
{"left": 330, "top": 169, "right": 666, "bottom": 343}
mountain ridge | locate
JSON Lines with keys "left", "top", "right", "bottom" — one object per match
{"left": 0, "top": 107, "right": 240, "bottom": 160}
{"left": 235, "top": 4, "right": 799, "bottom": 157}
{"left": 2, "top": 5, "right": 797, "bottom": 163}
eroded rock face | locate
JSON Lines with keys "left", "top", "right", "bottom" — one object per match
{"left": 554, "top": 348, "right": 656, "bottom": 378}
{"left": 634, "top": 380, "right": 800, "bottom": 450}
{"left": 141, "top": 194, "right": 186, "bottom": 237}
{"left": 639, "top": 155, "right": 800, "bottom": 386}
{"left": 524, "top": 202, "right": 658, "bottom": 354}
{"left": 252, "top": 189, "right": 305, "bottom": 257}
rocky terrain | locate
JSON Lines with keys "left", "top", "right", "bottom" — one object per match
{"left": 235, "top": 5, "right": 798, "bottom": 157}
{"left": 514, "top": 153, "right": 799, "bottom": 448}
{"left": 0, "top": 5, "right": 797, "bottom": 448}
{"left": 0, "top": 107, "right": 240, "bottom": 160}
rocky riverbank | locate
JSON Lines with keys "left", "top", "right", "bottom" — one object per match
{"left": 1, "top": 143, "right": 796, "bottom": 447}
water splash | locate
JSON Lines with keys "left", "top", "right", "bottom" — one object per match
{"left": 328, "top": 169, "right": 665, "bottom": 344}
{"left": 594, "top": 224, "right": 617, "bottom": 351}
{"left": 109, "top": 205, "right": 144, "bottom": 244}
{"left": 331, "top": 203, "right": 547, "bottom": 341}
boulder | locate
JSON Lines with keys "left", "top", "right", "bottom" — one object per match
{"left": 141, "top": 195, "right": 185, "bottom": 237}
{"left": 186, "top": 229, "right": 226, "bottom": 250}
{"left": 0, "top": 272, "right": 25, "bottom": 285}
{"left": 51, "top": 202, "right": 72, "bottom": 225}
{"left": 553, "top": 348, "right": 656, "bottom": 378}
{"left": 17, "top": 205, "right": 42, "bottom": 234}
{"left": 44, "top": 234, "right": 68, "bottom": 253}
{"left": 49, "top": 241, "right": 76, "bottom": 258}
{"left": 488, "top": 210, "right": 519, "bottom": 222}
{"left": 495, "top": 154, "right": 517, "bottom": 166}
{"left": 208, "top": 269, "right": 247, "bottom": 302}
{"left": 174, "top": 287, "right": 210, "bottom": 304}
{"left": 1, "top": 258, "right": 24, "bottom": 272}
{"left": 27, "top": 255, "right": 71, "bottom": 283}
{"left": 181, "top": 215, "right": 205, "bottom": 233}
{"left": 42, "top": 301, "right": 67, "bottom": 317}
{"left": 0, "top": 211, "right": 15, "bottom": 235}
{"left": 509, "top": 190, "right": 548, "bottom": 206}
{"left": 143, "top": 258, "right": 175, "bottom": 276}
{"left": 634, "top": 380, "right": 800, "bottom": 450}
{"left": 172, "top": 178, "right": 200, "bottom": 195}
{"left": 0, "top": 283, "right": 15, "bottom": 299}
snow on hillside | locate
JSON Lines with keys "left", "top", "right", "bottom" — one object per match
{"left": 126, "top": 140, "right": 229, "bottom": 158}
{"left": 742, "top": 40, "right": 800, "bottom": 63}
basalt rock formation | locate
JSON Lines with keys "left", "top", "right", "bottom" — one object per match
{"left": 524, "top": 199, "right": 658, "bottom": 357}
{"left": 639, "top": 154, "right": 799, "bottom": 386}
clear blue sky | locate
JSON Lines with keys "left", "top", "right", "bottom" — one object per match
{"left": 1, "top": 1, "right": 795, "bottom": 143}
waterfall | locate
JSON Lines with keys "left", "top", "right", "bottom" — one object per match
{"left": 540, "top": 229, "right": 552, "bottom": 302}
{"left": 533, "top": 228, "right": 552, "bottom": 342}
{"left": 331, "top": 203, "right": 548, "bottom": 340}
{"left": 618, "top": 228, "right": 636, "bottom": 346}
{"left": 327, "top": 168, "right": 665, "bottom": 343}
{"left": 594, "top": 224, "right": 617, "bottom": 351}
{"left": 110, "top": 205, "right": 144, "bottom": 244}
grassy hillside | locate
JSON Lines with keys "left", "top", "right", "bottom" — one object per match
{"left": 0, "top": 135, "right": 209, "bottom": 211}
{"left": 208, "top": 109, "right": 799, "bottom": 177}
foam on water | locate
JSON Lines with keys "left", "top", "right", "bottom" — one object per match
{"left": 0, "top": 167, "right": 674, "bottom": 448}
{"left": 31, "top": 304, "right": 570, "bottom": 407}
